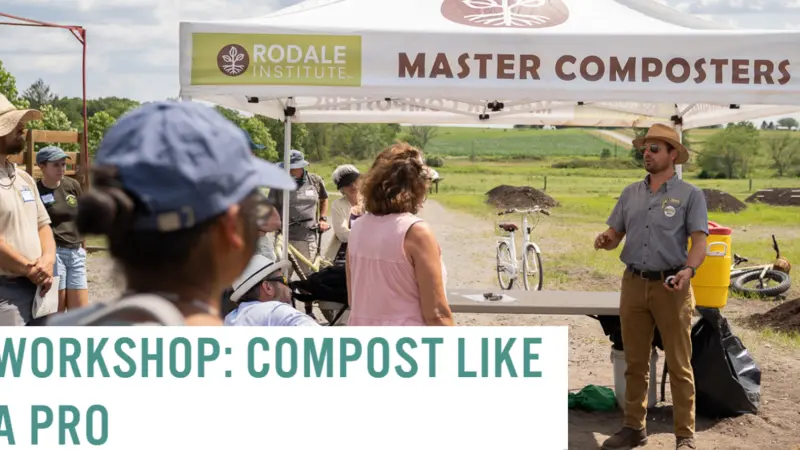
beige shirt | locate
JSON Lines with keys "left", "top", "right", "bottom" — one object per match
{"left": 0, "top": 162, "right": 51, "bottom": 276}
{"left": 323, "top": 196, "right": 356, "bottom": 262}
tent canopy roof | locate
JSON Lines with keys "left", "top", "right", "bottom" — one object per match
{"left": 179, "top": 0, "right": 800, "bottom": 129}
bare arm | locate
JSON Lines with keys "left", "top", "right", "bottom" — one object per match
{"left": 319, "top": 198, "right": 329, "bottom": 218}
{"left": 405, "top": 222, "right": 453, "bottom": 326}
{"left": 331, "top": 200, "right": 351, "bottom": 242}
{"left": 345, "top": 247, "right": 352, "bottom": 307}
{"left": 686, "top": 231, "right": 707, "bottom": 270}
{"left": 38, "top": 225, "right": 56, "bottom": 270}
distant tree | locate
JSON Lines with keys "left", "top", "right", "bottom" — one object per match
{"left": 777, "top": 117, "right": 799, "bottom": 130}
{"left": 768, "top": 121, "right": 776, "bottom": 130}
{"left": 240, "top": 116, "right": 278, "bottom": 162}
{"left": 407, "top": 126, "right": 439, "bottom": 150}
{"left": 760, "top": 120, "right": 768, "bottom": 130}
{"left": 25, "top": 104, "right": 79, "bottom": 152}
{"left": 697, "top": 122, "right": 760, "bottom": 179}
{"left": 86, "top": 111, "right": 116, "bottom": 156}
{"left": 0, "top": 60, "right": 30, "bottom": 110}
{"left": 600, "top": 148, "right": 611, "bottom": 159}
{"left": 22, "top": 79, "right": 57, "bottom": 109}
{"left": 766, "top": 133, "right": 800, "bottom": 177}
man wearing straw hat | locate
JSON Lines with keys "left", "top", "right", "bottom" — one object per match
{"left": 0, "top": 94, "right": 57, "bottom": 326}
{"left": 595, "top": 123, "right": 708, "bottom": 450}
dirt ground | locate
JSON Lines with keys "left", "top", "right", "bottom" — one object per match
{"left": 746, "top": 188, "right": 800, "bottom": 207}
{"left": 85, "top": 199, "right": 800, "bottom": 449}
{"left": 702, "top": 188, "right": 748, "bottom": 213}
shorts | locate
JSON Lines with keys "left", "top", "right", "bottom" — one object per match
{"left": 0, "top": 277, "right": 36, "bottom": 326}
{"left": 56, "top": 246, "right": 88, "bottom": 291}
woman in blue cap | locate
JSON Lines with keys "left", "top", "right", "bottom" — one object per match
{"left": 74, "top": 101, "right": 294, "bottom": 325}
{"left": 35, "top": 146, "right": 88, "bottom": 313}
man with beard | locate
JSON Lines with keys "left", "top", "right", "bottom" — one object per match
{"left": 595, "top": 123, "right": 708, "bottom": 450}
{"left": 0, "top": 95, "right": 56, "bottom": 326}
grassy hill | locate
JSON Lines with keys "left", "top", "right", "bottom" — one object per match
{"left": 411, "top": 126, "right": 615, "bottom": 159}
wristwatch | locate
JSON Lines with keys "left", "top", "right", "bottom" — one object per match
{"left": 319, "top": 216, "right": 328, "bottom": 221}
{"left": 683, "top": 265, "right": 697, "bottom": 278}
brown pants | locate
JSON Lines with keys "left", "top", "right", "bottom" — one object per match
{"left": 620, "top": 269, "right": 696, "bottom": 438}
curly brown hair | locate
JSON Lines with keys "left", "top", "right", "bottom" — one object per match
{"left": 361, "top": 142, "right": 429, "bottom": 215}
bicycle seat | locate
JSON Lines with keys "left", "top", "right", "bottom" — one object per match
{"left": 733, "top": 254, "right": 748, "bottom": 264}
{"left": 498, "top": 223, "right": 518, "bottom": 232}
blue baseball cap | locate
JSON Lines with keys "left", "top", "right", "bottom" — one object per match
{"left": 278, "top": 149, "right": 309, "bottom": 169}
{"left": 36, "top": 146, "right": 70, "bottom": 164}
{"left": 94, "top": 101, "right": 295, "bottom": 232}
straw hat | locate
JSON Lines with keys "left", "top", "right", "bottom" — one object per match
{"left": 632, "top": 123, "right": 690, "bottom": 165}
{"left": 0, "top": 94, "right": 42, "bottom": 137}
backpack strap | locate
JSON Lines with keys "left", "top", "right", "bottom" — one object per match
{"left": 46, "top": 294, "right": 185, "bottom": 326}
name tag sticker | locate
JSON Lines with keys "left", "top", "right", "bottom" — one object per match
{"left": 305, "top": 188, "right": 315, "bottom": 197}
{"left": 41, "top": 193, "right": 55, "bottom": 204}
{"left": 663, "top": 205, "right": 676, "bottom": 218}
{"left": 20, "top": 187, "right": 34, "bottom": 203}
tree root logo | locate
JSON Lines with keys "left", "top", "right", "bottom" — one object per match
{"left": 217, "top": 44, "right": 249, "bottom": 76}
{"left": 441, "top": 0, "right": 569, "bottom": 28}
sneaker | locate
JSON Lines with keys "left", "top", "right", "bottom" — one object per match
{"left": 601, "top": 427, "right": 648, "bottom": 450}
{"left": 676, "top": 437, "right": 696, "bottom": 449}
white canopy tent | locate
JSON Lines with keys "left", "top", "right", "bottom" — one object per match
{"left": 178, "top": 0, "right": 800, "bottom": 257}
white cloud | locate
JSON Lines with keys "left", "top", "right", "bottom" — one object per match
{"left": 2, "top": 0, "right": 299, "bottom": 101}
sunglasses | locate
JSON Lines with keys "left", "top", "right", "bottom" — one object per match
{"left": 638, "top": 143, "right": 664, "bottom": 154}
{"left": 264, "top": 275, "right": 289, "bottom": 286}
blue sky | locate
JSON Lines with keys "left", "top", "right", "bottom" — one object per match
{"left": 2, "top": 0, "right": 800, "bottom": 102}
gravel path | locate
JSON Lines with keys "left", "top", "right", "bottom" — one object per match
{"left": 85, "top": 198, "right": 800, "bottom": 449}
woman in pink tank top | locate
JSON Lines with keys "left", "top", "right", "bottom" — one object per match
{"left": 346, "top": 143, "right": 453, "bottom": 326}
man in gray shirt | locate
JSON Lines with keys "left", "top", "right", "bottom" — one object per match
{"left": 595, "top": 123, "right": 708, "bottom": 450}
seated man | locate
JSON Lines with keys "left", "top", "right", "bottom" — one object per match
{"left": 224, "top": 254, "right": 319, "bottom": 327}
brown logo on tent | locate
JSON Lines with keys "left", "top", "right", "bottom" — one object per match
{"left": 217, "top": 44, "right": 250, "bottom": 77}
{"left": 441, "top": 0, "right": 569, "bottom": 29}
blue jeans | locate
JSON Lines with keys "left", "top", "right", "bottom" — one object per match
{"left": 56, "top": 247, "right": 88, "bottom": 291}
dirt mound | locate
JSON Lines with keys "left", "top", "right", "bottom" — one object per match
{"left": 703, "top": 189, "right": 747, "bottom": 213}
{"left": 743, "top": 298, "right": 800, "bottom": 334}
{"left": 485, "top": 185, "right": 559, "bottom": 210}
{"left": 745, "top": 188, "right": 800, "bottom": 207}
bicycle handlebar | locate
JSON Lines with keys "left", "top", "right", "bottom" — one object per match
{"left": 497, "top": 207, "right": 550, "bottom": 216}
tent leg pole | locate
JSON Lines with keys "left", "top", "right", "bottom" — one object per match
{"left": 672, "top": 106, "right": 683, "bottom": 180}
{"left": 281, "top": 108, "right": 293, "bottom": 265}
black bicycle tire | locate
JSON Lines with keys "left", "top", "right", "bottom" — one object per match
{"left": 522, "top": 245, "right": 544, "bottom": 291}
{"left": 496, "top": 242, "right": 514, "bottom": 290}
{"left": 731, "top": 270, "right": 792, "bottom": 298}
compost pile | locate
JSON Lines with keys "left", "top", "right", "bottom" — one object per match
{"left": 485, "top": 185, "right": 559, "bottom": 210}
{"left": 702, "top": 189, "right": 747, "bottom": 213}
{"left": 745, "top": 188, "right": 800, "bottom": 207}
{"left": 744, "top": 298, "right": 800, "bottom": 334}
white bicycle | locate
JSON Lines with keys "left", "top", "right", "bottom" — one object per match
{"left": 495, "top": 207, "right": 549, "bottom": 291}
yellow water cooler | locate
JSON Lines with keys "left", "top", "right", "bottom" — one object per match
{"left": 689, "top": 221, "right": 732, "bottom": 309}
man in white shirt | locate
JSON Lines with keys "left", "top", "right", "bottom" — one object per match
{"left": 224, "top": 254, "right": 319, "bottom": 327}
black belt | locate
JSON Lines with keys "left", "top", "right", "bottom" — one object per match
{"left": 627, "top": 265, "right": 681, "bottom": 281}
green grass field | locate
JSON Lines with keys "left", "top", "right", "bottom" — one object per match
{"left": 419, "top": 127, "right": 615, "bottom": 159}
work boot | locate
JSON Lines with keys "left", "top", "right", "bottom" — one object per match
{"left": 601, "top": 427, "right": 648, "bottom": 450}
{"left": 676, "top": 436, "right": 696, "bottom": 449}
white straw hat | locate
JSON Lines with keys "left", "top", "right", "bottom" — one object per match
{"left": 230, "top": 254, "right": 292, "bottom": 302}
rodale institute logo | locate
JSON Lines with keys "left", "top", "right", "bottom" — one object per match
{"left": 441, "top": 0, "right": 569, "bottom": 29}
{"left": 217, "top": 44, "right": 250, "bottom": 76}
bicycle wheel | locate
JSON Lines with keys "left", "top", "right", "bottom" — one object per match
{"left": 496, "top": 242, "right": 514, "bottom": 290}
{"left": 731, "top": 270, "right": 791, "bottom": 298}
{"left": 522, "top": 244, "right": 544, "bottom": 291}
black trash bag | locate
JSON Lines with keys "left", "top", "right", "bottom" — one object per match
{"left": 690, "top": 308, "right": 761, "bottom": 418}
{"left": 290, "top": 264, "right": 348, "bottom": 305}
